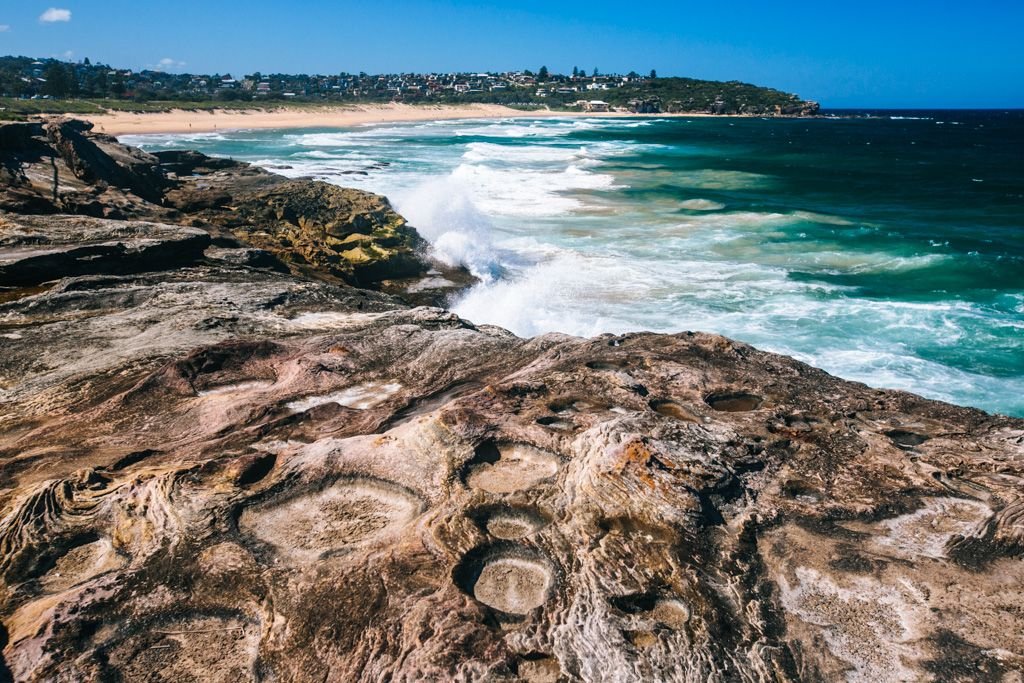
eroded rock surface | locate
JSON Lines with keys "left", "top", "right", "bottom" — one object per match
{"left": 1, "top": 130, "right": 1023, "bottom": 682}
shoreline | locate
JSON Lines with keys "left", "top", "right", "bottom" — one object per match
{"left": 70, "top": 102, "right": 733, "bottom": 135}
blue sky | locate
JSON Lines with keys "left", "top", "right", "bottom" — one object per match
{"left": 1, "top": 0, "right": 1022, "bottom": 107}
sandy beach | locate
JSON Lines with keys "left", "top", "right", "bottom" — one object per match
{"left": 73, "top": 102, "right": 716, "bottom": 135}
{"left": 76, "top": 103, "right": 583, "bottom": 135}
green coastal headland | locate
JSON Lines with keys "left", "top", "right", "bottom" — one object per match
{"left": 0, "top": 55, "right": 819, "bottom": 120}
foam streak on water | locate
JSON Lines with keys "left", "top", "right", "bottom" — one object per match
{"left": 128, "top": 112, "right": 1024, "bottom": 416}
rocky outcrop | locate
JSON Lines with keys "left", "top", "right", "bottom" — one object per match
{"left": 775, "top": 101, "right": 821, "bottom": 117}
{"left": 0, "top": 118, "right": 441, "bottom": 289}
{"left": 658, "top": 99, "right": 821, "bottom": 117}
{"left": 0, "top": 120, "right": 171, "bottom": 218}
{"left": 41, "top": 118, "right": 168, "bottom": 203}
{"left": 170, "top": 176, "right": 428, "bottom": 286}
{"left": 626, "top": 98, "right": 661, "bottom": 114}
{"left": 0, "top": 214, "right": 210, "bottom": 287}
{"left": 1, "top": 200, "right": 1023, "bottom": 681}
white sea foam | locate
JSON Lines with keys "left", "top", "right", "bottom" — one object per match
{"left": 453, "top": 118, "right": 602, "bottom": 138}
{"left": 790, "top": 210, "right": 857, "bottom": 226}
{"left": 454, "top": 163, "right": 619, "bottom": 216}
{"left": 462, "top": 142, "right": 584, "bottom": 164}
{"left": 286, "top": 129, "right": 408, "bottom": 147}
{"left": 452, "top": 251, "right": 648, "bottom": 338}
{"left": 461, "top": 140, "right": 647, "bottom": 167}
{"left": 294, "top": 149, "right": 371, "bottom": 160}
{"left": 394, "top": 176, "right": 502, "bottom": 280}
{"left": 120, "top": 132, "right": 235, "bottom": 147}
{"left": 679, "top": 199, "right": 726, "bottom": 211}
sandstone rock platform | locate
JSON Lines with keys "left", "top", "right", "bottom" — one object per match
{"left": 0, "top": 121, "right": 1021, "bottom": 682}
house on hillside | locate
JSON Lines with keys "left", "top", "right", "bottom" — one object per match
{"left": 585, "top": 100, "right": 609, "bottom": 112}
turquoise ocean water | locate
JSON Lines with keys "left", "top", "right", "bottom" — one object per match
{"left": 125, "top": 111, "right": 1024, "bottom": 416}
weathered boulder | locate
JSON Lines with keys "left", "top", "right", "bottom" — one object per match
{"left": 0, "top": 119, "right": 174, "bottom": 219}
{"left": 0, "top": 211, "right": 1021, "bottom": 682}
{"left": 0, "top": 117, "right": 440, "bottom": 289}
{"left": 778, "top": 101, "right": 821, "bottom": 117}
{"left": 0, "top": 214, "right": 210, "bottom": 286}
{"left": 175, "top": 177, "right": 428, "bottom": 286}
{"left": 41, "top": 118, "right": 168, "bottom": 203}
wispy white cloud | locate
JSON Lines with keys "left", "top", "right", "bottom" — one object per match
{"left": 40, "top": 8, "right": 72, "bottom": 23}
{"left": 151, "top": 57, "right": 187, "bottom": 71}
{"left": 0, "top": 25, "right": 11, "bottom": 33}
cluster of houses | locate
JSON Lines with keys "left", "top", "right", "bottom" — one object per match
{"left": 1, "top": 57, "right": 652, "bottom": 110}
{"left": 3, "top": 57, "right": 817, "bottom": 116}
{"left": 234, "top": 71, "right": 647, "bottom": 106}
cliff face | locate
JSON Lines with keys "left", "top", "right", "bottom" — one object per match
{"left": 1, "top": 124, "right": 1023, "bottom": 682}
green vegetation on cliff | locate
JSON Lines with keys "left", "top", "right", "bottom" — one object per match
{"left": 0, "top": 56, "right": 818, "bottom": 117}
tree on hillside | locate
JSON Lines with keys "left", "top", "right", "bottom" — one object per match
{"left": 85, "top": 69, "right": 108, "bottom": 97}
{"left": 572, "top": 66, "right": 579, "bottom": 78}
{"left": 538, "top": 65, "right": 549, "bottom": 81}
{"left": 592, "top": 67, "right": 599, "bottom": 77}
{"left": 650, "top": 69, "right": 657, "bottom": 79}
{"left": 0, "top": 67, "right": 29, "bottom": 97}
{"left": 42, "top": 63, "right": 73, "bottom": 98}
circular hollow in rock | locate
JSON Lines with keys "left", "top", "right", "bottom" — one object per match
{"left": 886, "top": 429, "right": 930, "bottom": 450}
{"left": 238, "top": 477, "right": 423, "bottom": 559}
{"left": 473, "top": 556, "right": 553, "bottom": 614}
{"left": 465, "top": 443, "right": 560, "bottom": 494}
{"left": 536, "top": 416, "right": 575, "bottom": 431}
{"left": 705, "top": 391, "right": 763, "bottom": 412}
{"left": 650, "top": 598, "right": 691, "bottom": 627}
{"left": 481, "top": 507, "right": 551, "bottom": 540}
